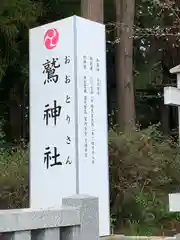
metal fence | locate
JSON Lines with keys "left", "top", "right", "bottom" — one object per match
{"left": 0, "top": 195, "right": 99, "bottom": 240}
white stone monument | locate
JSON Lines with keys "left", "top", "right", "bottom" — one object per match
{"left": 29, "top": 16, "right": 110, "bottom": 236}
{"left": 164, "top": 64, "right": 180, "bottom": 212}
{"left": 169, "top": 193, "right": 180, "bottom": 212}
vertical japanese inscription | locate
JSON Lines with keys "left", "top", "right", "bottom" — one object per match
{"left": 96, "top": 58, "right": 101, "bottom": 95}
{"left": 42, "top": 58, "right": 60, "bottom": 84}
{"left": 90, "top": 96, "right": 95, "bottom": 164}
{"left": 82, "top": 55, "right": 101, "bottom": 164}
{"left": 89, "top": 57, "right": 95, "bottom": 164}
{"left": 84, "top": 94, "right": 88, "bottom": 158}
{"left": 43, "top": 100, "right": 61, "bottom": 126}
{"left": 42, "top": 55, "right": 72, "bottom": 169}
{"left": 64, "top": 55, "right": 72, "bottom": 165}
{"left": 83, "top": 59, "right": 88, "bottom": 159}
{"left": 44, "top": 146, "right": 62, "bottom": 169}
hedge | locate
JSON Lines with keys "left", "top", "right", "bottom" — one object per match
{"left": 1, "top": 125, "right": 180, "bottom": 235}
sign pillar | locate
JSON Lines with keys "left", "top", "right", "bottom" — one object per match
{"left": 164, "top": 65, "right": 180, "bottom": 213}
{"left": 29, "top": 15, "right": 110, "bottom": 237}
{"left": 164, "top": 64, "right": 180, "bottom": 144}
{"left": 177, "top": 72, "right": 180, "bottom": 144}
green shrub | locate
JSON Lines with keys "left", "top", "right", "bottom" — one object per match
{"left": 109, "top": 125, "right": 180, "bottom": 235}
{"left": 0, "top": 147, "right": 28, "bottom": 208}
{"left": 0, "top": 125, "right": 180, "bottom": 235}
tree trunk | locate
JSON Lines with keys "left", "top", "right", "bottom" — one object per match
{"left": 115, "top": 0, "right": 136, "bottom": 132}
{"left": 9, "top": 87, "right": 22, "bottom": 143}
{"left": 81, "top": 0, "right": 103, "bottom": 23}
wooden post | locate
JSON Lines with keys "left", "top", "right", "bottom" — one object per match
{"left": 115, "top": 0, "right": 136, "bottom": 131}
{"left": 164, "top": 65, "right": 180, "bottom": 144}
{"left": 81, "top": 0, "right": 104, "bottom": 23}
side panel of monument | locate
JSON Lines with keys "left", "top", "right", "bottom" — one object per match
{"left": 75, "top": 16, "right": 110, "bottom": 236}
